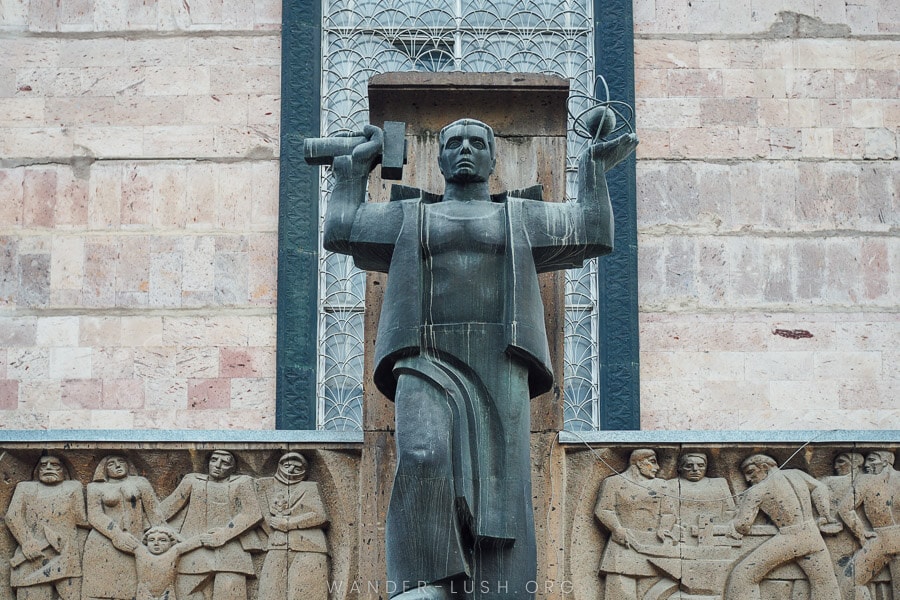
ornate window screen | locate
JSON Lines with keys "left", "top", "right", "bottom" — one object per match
{"left": 317, "top": 0, "right": 600, "bottom": 431}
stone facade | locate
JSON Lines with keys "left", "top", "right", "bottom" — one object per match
{"left": 0, "top": 0, "right": 897, "bottom": 430}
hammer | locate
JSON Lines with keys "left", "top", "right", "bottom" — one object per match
{"left": 304, "top": 121, "right": 407, "bottom": 180}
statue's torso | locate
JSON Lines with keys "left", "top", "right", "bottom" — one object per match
{"left": 422, "top": 201, "right": 506, "bottom": 325}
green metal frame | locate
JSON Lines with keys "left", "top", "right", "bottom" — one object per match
{"left": 276, "top": 0, "right": 640, "bottom": 430}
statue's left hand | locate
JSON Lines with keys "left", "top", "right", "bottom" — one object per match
{"left": 589, "top": 133, "right": 639, "bottom": 172}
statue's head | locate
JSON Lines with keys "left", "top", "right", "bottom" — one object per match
{"left": 35, "top": 455, "right": 69, "bottom": 485}
{"left": 629, "top": 448, "right": 659, "bottom": 479}
{"left": 740, "top": 454, "right": 777, "bottom": 485}
{"left": 438, "top": 118, "right": 496, "bottom": 184}
{"left": 678, "top": 452, "right": 708, "bottom": 482}
{"left": 864, "top": 450, "right": 895, "bottom": 475}
{"left": 833, "top": 452, "right": 864, "bottom": 476}
{"left": 277, "top": 452, "right": 309, "bottom": 484}
{"left": 208, "top": 450, "right": 236, "bottom": 481}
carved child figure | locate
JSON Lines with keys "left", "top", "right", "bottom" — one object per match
{"left": 134, "top": 526, "right": 202, "bottom": 600}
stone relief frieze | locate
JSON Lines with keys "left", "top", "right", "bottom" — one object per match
{"left": 0, "top": 448, "right": 356, "bottom": 600}
{"left": 569, "top": 446, "right": 900, "bottom": 600}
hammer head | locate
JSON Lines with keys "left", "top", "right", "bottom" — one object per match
{"left": 380, "top": 121, "right": 407, "bottom": 180}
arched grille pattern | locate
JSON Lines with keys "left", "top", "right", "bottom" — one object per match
{"left": 317, "top": 0, "right": 600, "bottom": 431}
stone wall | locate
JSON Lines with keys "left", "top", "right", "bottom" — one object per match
{"left": 0, "top": 1, "right": 281, "bottom": 429}
{"left": 0, "top": 0, "right": 897, "bottom": 430}
{"left": 633, "top": 1, "right": 899, "bottom": 429}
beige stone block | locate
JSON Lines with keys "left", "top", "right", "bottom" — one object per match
{"left": 763, "top": 40, "right": 795, "bottom": 69}
{"left": 0, "top": 97, "right": 45, "bottom": 127}
{"left": 49, "top": 346, "right": 92, "bottom": 378}
{"left": 151, "top": 165, "right": 188, "bottom": 228}
{"left": 0, "top": 409, "right": 48, "bottom": 429}
{"left": 633, "top": 128, "right": 670, "bottom": 158}
{"left": 162, "top": 316, "right": 249, "bottom": 347}
{"left": 175, "top": 347, "right": 220, "bottom": 379}
{"left": 851, "top": 99, "right": 884, "bottom": 127}
{"left": 213, "top": 124, "right": 279, "bottom": 157}
{"left": 182, "top": 236, "right": 215, "bottom": 292}
{"left": 801, "top": 127, "right": 835, "bottom": 157}
{"left": 757, "top": 98, "right": 790, "bottom": 127}
{"left": 635, "top": 98, "right": 702, "bottom": 130}
{"left": 184, "top": 162, "right": 217, "bottom": 228}
{"left": 50, "top": 236, "right": 84, "bottom": 291}
{"left": 92, "top": 347, "right": 135, "bottom": 379}
{"left": 787, "top": 99, "right": 820, "bottom": 126}
{"left": 794, "top": 39, "right": 855, "bottom": 70}
{"left": 0, "top": 317, "right": 38, "bottom": 347}
{"left": 0, "top": 127, "right": 74, "bottom": 160}
{"left": 839, "top": 379, "right": 900, "bottom": 410}
{"left": 769, "top": 380, "right": 842, "bottom": 413}
{"left": 72, "top": 126, "right": 143, "bottom": 158}
{"left": 855, "top": 40, "right": 900, "bottom": 70}
{"left": 143, "top": 66, "right": 211, "bottom": 96}
{"left": 143, "top": 377, "right": 188, "bottom": 410}
{"left": 745, "top": 351, "right": 815, "bottom": 381}
{"left": 634, "top": 39, "right": 700, "bottom": 69}
{"left": 121, "top": 316, "right": 163, "bottom": 346}
{"left": 250, "top": 162, "right": 278, "bottom": 227}
{"left": 184, "top": 94, "right": 248, "bottom": 125}
{"left": 142, "top": 125, "right": 218, "bottom": 158}
{"left": 863, "top": 128, "right": 897, "bottom": 159}
{"left": 697, "top": 40, "right": 729, "bottom": 69}
{"left": 209, "top": 64, "right": 280, "bottom": 95}
{"left": 248, "top": 94, "right": 279, "bottom": 126}
{"left": 0, "top": 169, "right": 25, "bottom": 227}
{"left": 230, "top": 377, "right": 276, "bottom": 410}
{"left": 58, "top": 39, "right": 129, "bottom": 67}
{"left": 8, "top": 348, "right": 49, "bottom": 379}
{"left": 722, "top": 69, "right": 787, "bottom": 98}
{"left": 188, "top": 36, "right": 280, "bottom": 66}
{"left": 18, "top": 380, "right": 62, "bottom": 412}
{"left": 815, "top": 351, "right": 882, "bottom": 379}
{"left": 55, "top": 168, "right": 89, "bottom": 228}
{"left": 0, "top": 39, "right": 59, "bottom": 68}
{"left": 787, "top": 69, "right": 836, "bottom": 99}
{"left": 0, "top": 0, "right": 28, "bottom": 28}
{"left": 131, "top": 409, "right": 179, "bottom": 429}
{"left": 36, "top": 316, "right": 79, "bottom": 347}
{"left": 246, "top": 315, "right": 276, "bottom": 346}
{"left": 634, "top": 68, "right": 668, "bottom": 98}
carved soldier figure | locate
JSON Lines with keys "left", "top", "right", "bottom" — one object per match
{"left": 160, "top": 450, "right": 262, "bottom": 600}
{"left": 674, "top": 452, "right": 735, "bottom": 545}
{"left": 821, "top": 452, "right": 866, "bottom": 600}
{"left": 323, "top": 116, "right": 637, "bottom": 599}
{"left": 6, "top": 455, "right": 88, "bottom": 600}
{"left": 255, "top": 452, "right": 330, "bottom": 600}
{"left": 723, "top": 454, "right": 841, "bottom": 600}
{"left": 838, "top": 450, "right": 900, "bottom": 600}
{"left": 594, "top": 449, "right": 675, "bottom": 599}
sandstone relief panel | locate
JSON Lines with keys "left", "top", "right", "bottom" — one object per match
{"left": 568, "top": 445, "right": 900, "bottom": 600}
{"left": 0, "top": 447, "right": 358, "bottom": 600}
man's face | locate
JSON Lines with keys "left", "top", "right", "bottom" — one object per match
{"left": 679, "top": 456, "right": 707, "bottom": 482}
{"left": 106, "top": 456, "right": 128, "bottom": 480}
{"left": 38, "top": 457, "right": 64, "bottom": 484}
{"left": 208, "top": 452, "right": 235, "bottom": 481}
{"left": 864, "top": 453, "right": 888, "bottom": 475}
{"left": 833, "top": 454, "right": 853, "bottom": 476}
{"left": 278, "top": 459, "right": 306, "bottom": 483}
{"left": 145, "top": 532, "right": 174, "bottom": 555}
{"left": 438, "top": 123, "right": 495, "bottom": 184}
{"left": 636, "top": 455, "right": 659, "bottom": 479}
{"left": 743, "top": 463, "right": 769, "bottom": 485}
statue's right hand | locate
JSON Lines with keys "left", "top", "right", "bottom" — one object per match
{"left": 610, "top": 527, "right": 628, "bottom": 546}
{"left": 333, "top": 125, "right": 384, "bottom": 180}
{"left": 21, "top": 540, "right": 45, "bottom": 561}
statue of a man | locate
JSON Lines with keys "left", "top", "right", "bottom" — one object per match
{"left": 324, "top": 117, "right": 637, "bottom": 599}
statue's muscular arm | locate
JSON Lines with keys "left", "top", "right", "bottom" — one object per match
{"left": 524, "top": 133, "right": 638, "bottom": 273}
{"left": 323, "top": 125, "right": 402, "bottom": 272}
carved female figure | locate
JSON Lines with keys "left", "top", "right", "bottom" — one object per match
{"left": 84, "top": 454, "right": 162, "bottom": 600}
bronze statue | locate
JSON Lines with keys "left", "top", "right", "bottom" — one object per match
{"left": 322, "top": 115, "right": 637, "bottom": 599}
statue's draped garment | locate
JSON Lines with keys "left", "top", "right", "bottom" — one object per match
{"left": 327, "top": 158, "right": 612, "bottom": 595}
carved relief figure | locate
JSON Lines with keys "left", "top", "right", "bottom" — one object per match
{"left": 6, "top": 455, "right": 88, "bottom": 600}
{"left": 594, "top": 449, "right": 676, "bottom": 599}
{"left": 159, "top": 450, "right": 263, "bottom": 600}
{"left": 324, "top": 115, "right": 636, "bottom": 599}
{"left": 838, "top": 450, "right": 900, "bottom": 600}
{"left": 255, "top": 452, "right": 330, "bottom": 600}
{"left": 133, "top": 525, "right": 202, "bottom": 600}
{"left": 674, "top": 452, "right": 736, "bottom": 545}
{"left": 84, "top": 455, "right": 163, "bottom": 600}
{"left": 724, "top": 454, "right": 841, "bottom": 600}
{"left": 821, "top": 452, "right": 866, "bottom": 600}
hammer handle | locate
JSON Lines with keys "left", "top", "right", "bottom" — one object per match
{"left": 303, "top": 136, "right": 369, "bottom": 165}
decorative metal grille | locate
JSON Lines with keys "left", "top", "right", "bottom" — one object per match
{"left": 318, "top": 0, "right": 600, "bottom": 431}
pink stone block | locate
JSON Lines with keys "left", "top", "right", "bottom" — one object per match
{"left": 101, "top": 379, "right": 145, "bottom": 409}
{"left": 667, "top": 69, "right": 722, "bottom": 97}
{"left": 60, "top": 378, "right": 102, "bottom": 409}
{"left": 0, "top": 170, "right": 25, "bottom": 229}
{"left": 0, "top": 380, "right": 19, "bottom": 410}
{"left": 23, "top": 168, "right": 57, "bottom": 228}
{"left": 187, "top": 377, "right": 231, "bottom": 409}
